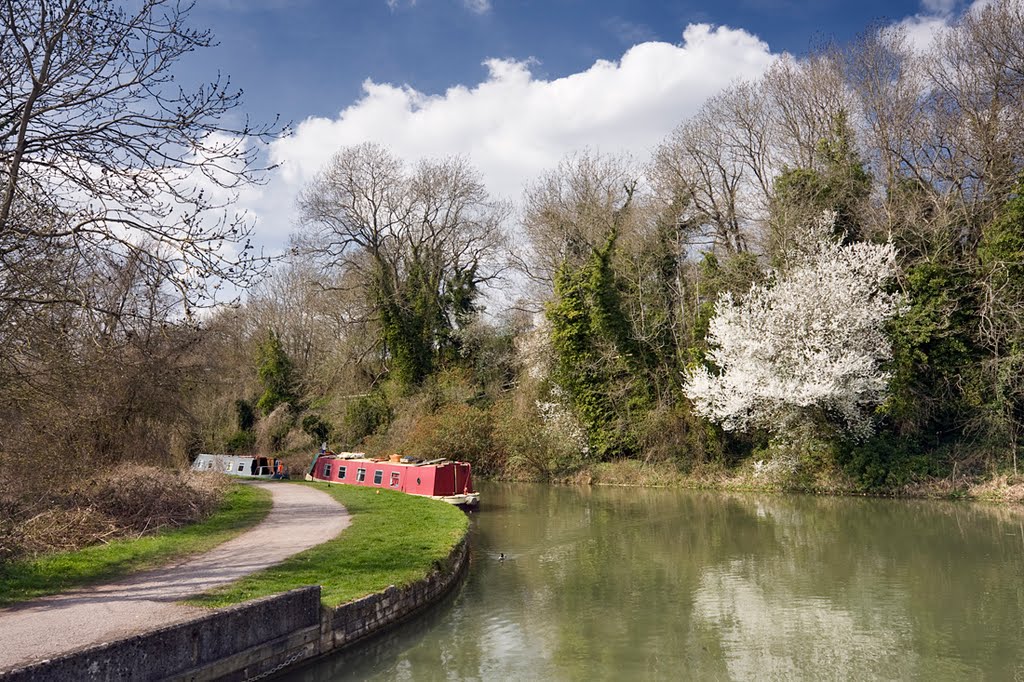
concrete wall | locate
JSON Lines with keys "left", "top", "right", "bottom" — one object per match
{"left": 1, "top": 534, "right": 470, "bottom": 682}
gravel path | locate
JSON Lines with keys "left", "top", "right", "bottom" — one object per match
{"left": 0, "top": 482, "right": 349, "bottom": 672}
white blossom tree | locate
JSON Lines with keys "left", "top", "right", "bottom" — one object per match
{"left": 684, "top": 212, "right": 903, "bottom": 438}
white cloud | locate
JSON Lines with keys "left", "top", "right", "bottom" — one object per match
{"left": 463, "top": 0, "right": 491, "bottom": 14}
{"left": 893, "top": 0, "right": 991, "bottom": 51}
{"left": 920, "top": 0, "right": 959, "bottom": 13}
{"left": 892, "top": 12, "right": 952, "bottom": 51}
{"left": 249, "top": 23, "right": 777, "bottom": 253}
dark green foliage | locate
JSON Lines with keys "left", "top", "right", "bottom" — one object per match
{"left": 255, "top": 330, "right": 296, "bottom": 415}
{"left": 767, "top": 111, "right": 872, "bottom": 267}
{"left": 686, "top": 252, "right": 763, "bottom": 364}
{"left": 884, "top": 262, "right": 981, "bottom": 439}
{"left": 343, "top": 391, "right": 393, "bottom": 445}
{"left": 375, "top": 258, "right": 483, "bottom": 389}
{"left": 548, "top": 260, "right": 620, "bottom": 458}
{"left": 837, "top": 433, "right": 934, "bottom": 491}
{"left": 225, "top": 430, "right": 255, "bottom": 454}
{"left": 547, "top": 229, "right": 651, "bottom": 460}
{"left": 301, "top": 414, "right": 332, "bottom": 444}
{"left": 975, "top": 178, "right": 1024, "bottom": 466}
{"left": 979, "top": 178, "right": 1024, "bottom": 289}
{"left": 376, "top": 262, "right": 437, "bottom": 389}
{"left": 234, "top": 399, "right": 255, "bottom": 432}
{"left": 456, "top": 319, "right": 521, "bottom": 400}
{"left": 814, "top": 112, "right": 873, "bottom": 241}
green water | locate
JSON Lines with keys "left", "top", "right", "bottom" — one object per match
{"left": 284, "top": 482, "right": 1024, "bottom": 680}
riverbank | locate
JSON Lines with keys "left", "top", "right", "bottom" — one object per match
{"left": 547, "top": 459, "right": 1024, "bottom": 504}
{"left": 190, "top": 482, "right": 469, "bottom": 608}
{"left": 0, "top": 483, "right": 470, "bottom": 681}
{"left": 0, "top": 482, "right": 346, "bottom": 672}
{"left": 0, "top": 483, "right": 272, "bottom": 608}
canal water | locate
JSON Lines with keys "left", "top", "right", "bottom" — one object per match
{"left": 283, "top": 482, "right": 1024, "bottom": 680}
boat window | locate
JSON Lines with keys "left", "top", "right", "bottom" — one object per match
{"left": 207, "top": 462, "right": 213, "bottom": 470}
{"left": 339, "top": 466, "right": 347, "bottom": 480}
{"left": 390, "top": 471, "right": 400, "bottom": 487}
{"left": 357, "top": 468, "right": 366, "bottom": 482}
{"left": 323, "top": 462, "right": 332, "bottom": 478}
{"left": 373, "top": 469, "right": 383, "bottom": 485}
{"left": 237, "top": 464, "right": 244, "bottom": 472}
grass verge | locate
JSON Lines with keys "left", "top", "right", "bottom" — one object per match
{"left": 0, "top": 483, "right": 272, "bottom": 607}
{"left": 188, "top": 482, "right": 469, "bottom": 609}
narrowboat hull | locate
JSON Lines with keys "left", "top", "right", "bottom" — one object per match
{"left": 192, "top": 454, "right": 289, "bottom": 479}
{"left": 306, "top": 453, "right": 479, "bottom": 507}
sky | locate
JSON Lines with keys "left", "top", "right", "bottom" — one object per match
{"left": 176, "top": 0, "right": 968, "bottom": 260}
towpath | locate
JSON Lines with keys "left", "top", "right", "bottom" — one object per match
{"left": 0, "top": 482, "right": 349, "bottom": 672}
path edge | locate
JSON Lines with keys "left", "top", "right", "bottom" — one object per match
{"left": 0, "top": 530, "right": 471, "bottom": 681}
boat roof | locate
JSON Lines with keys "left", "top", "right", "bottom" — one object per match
{"left": 317, "top": 453, "right": 456, "bottom": 467}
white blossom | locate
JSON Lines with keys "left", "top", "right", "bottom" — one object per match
{"left": 684, "top": 212, "right": 904, "bottom": 438}
{"left": 536, "top": 385, "right": 590, "bottom": 455}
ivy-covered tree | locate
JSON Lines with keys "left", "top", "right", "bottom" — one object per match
{"left": 255, "top": 330, "right": 296, "bottom": 415}
{"left": 767, "top": 111, "right": 872, "bottom": 269}
{"left": 295, "top": 144, "right": 507, "bottom": 388}
{"left": 545, "top": 183, "right": 660, "bottom": 460}
{"left": 977, "top": 177, "right": 1024, "bottom": 473}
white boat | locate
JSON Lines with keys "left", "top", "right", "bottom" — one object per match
{"left": 191, "top": 454, "right": 288, "bottom": 479}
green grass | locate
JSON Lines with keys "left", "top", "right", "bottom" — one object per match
{"left": 0, "top": 483, "right": 272, "bottom": 607}
{"left": 188, "top": 482, "right": 469, "bottom": 608}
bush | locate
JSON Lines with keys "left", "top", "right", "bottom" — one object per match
{"left": 343, "top": 391, "right": 392, "bottom": 444}
{"left": 301, "top": 414, "right": 332, "bottom": 444}
{"left": 1, "top": 465, "right": 228, "bottom": 561}
{"left": 225, "top": 430, "right": 255, "bottom": 454}
{"left": 401, "top": 404, "right": 503, "bottom": 476}
{"left": 235, "top": 399, "right": 256, "bottom": 431}
{"left": 837, "top": 432, "right": 933, "bottom": 491}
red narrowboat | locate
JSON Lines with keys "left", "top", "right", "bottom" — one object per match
{"left": 305, "top": 451, "right": 480, "bottom": 507}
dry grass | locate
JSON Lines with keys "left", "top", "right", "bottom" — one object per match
{"left": 0, "top": 464, "right": 229, "bottom": 563}
{"left": 966, "top": 474, "right": 1024, "bottom": 503}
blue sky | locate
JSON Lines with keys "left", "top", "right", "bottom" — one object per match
{"left": 176, "top": 0, "right": 965, "bottom": 256}
{"left": 191, "top": 0, "right": 931, "bottom": 126}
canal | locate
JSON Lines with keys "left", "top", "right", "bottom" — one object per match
{"left": 283, "top": 481, "right": 1024, "bottom": 680}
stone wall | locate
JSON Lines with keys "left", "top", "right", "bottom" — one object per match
{"left": 1, "top": 532, "right": 470, "bottom": 681}
{"left": 319, "top": 535, "right": 470, "bottom": 655}
{"left": 0, "top": 587, "right": 322, "bottom": 682}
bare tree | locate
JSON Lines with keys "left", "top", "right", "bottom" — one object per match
{"left": 0, "top": 0, "right": 282, "bottom": 317}
{"left": 520, "top": 150, "right": 640, "bottom": 292}
{"left": 653, "top": 108, "right": 750, "bottom": 254}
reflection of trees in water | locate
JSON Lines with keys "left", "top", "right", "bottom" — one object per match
{"left": 289, "top": 484, "right": 1024, "bottom": 680}
{"left": 693, "top": 565, "right": 920, "bottom": 679}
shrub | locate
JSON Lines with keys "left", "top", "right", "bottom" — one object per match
{"left": 1, "top": 465, "right": 228, "bottom": 561}
{"left": 343, "top": 391, "right": 392, "bottom": 444}
{"left": 225, "top": 430, "right": 255, "bottom": 454}
{"left": 235, "top": 399, "right": 256, "bottom": 431}
{"left": 301, "top": 414, "right": 332, "bottom": 444}
{"left": 401, "top": 404, "right": 503, "bottom": 476}
{"left": 837, "top": 432, "right": 933, "bottom": 491}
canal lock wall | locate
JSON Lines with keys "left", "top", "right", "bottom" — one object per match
{"left": 1, "top": 535, "right": 470, "bottom": 682}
